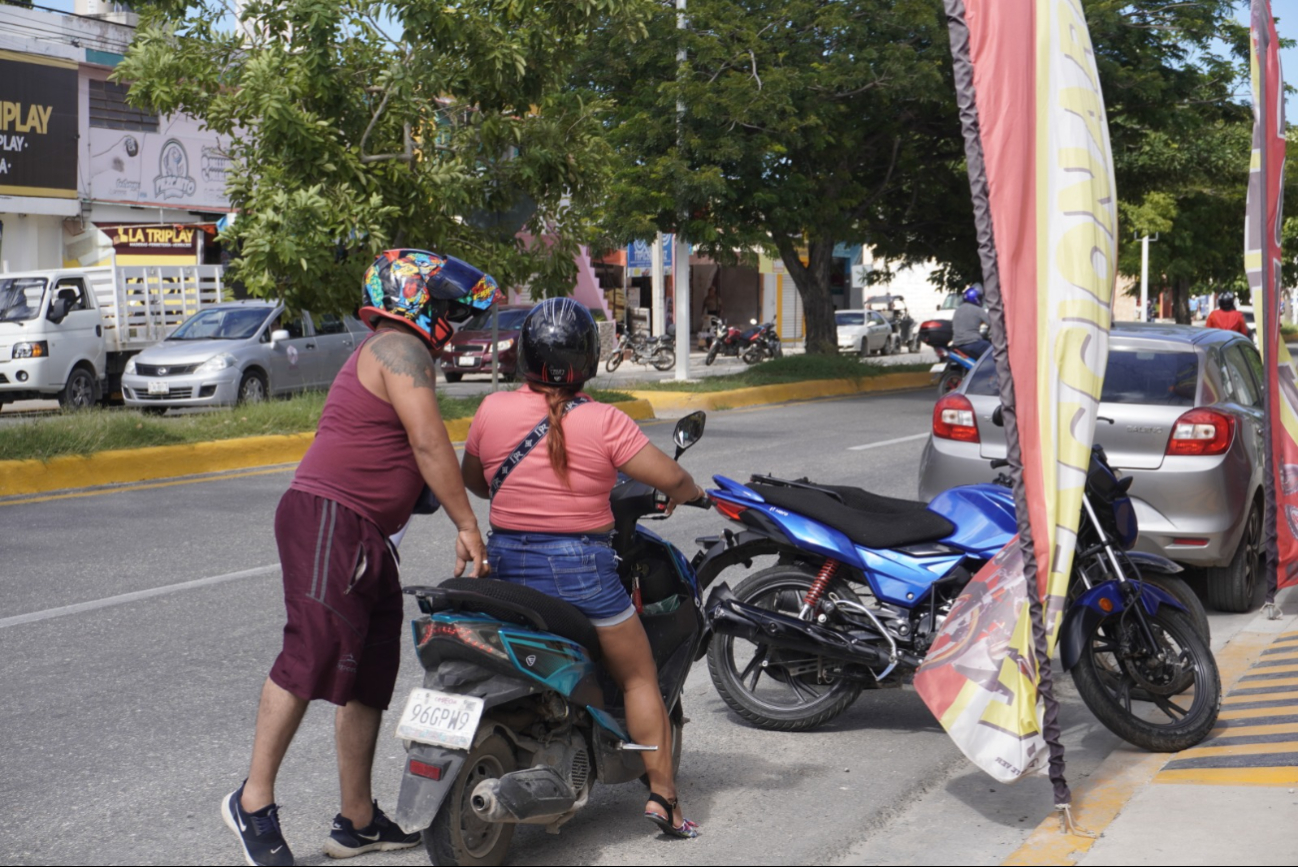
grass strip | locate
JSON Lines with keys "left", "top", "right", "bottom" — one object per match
{"left": 617, "top": 355, "right": 931, "bottom": 392}
{"left": 0, "top": 386, "right": 636, "bottom": 463}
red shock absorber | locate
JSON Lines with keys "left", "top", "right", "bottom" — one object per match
{"left": 802, "top": 559, "right": 840, "bottom": 610}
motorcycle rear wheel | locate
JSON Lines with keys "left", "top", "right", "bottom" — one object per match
{"left": 1071, "top": 605, "right": 1220, "bottom": 752}
{"left": 424, "top": 733, "right": 516, "bottom": 866}
{"left": 707, "top": 565, "right": 864, "bottom": 731}
{"left": 936, "top": 369, "right": 964, "bottom": 397}
{"left": 652, "top": 347, "right": 676, "bottom": 371}
{"left": 741, "top": 345, "right": 763, "bottom": 365}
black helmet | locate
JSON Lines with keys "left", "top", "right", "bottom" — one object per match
{"left": 518, "top": 298, "right": 600, "bottom": 386}
{"left": 1218, "top": 292, "right": 1236, "bottom": 311}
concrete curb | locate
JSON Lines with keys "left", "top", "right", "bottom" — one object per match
{"left": 627, "top": 370, "right": 932, "bottom": 413}
{"left": 0, "top": 398, "right": 656, "bottom": 498}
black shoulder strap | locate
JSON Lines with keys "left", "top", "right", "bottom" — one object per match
{"left": 489, "top": 397, "right": 591, "bottom": 499}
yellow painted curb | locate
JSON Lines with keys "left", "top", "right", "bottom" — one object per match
{"left": 0, "top": 399, "right": 657, "bottom": 498}
{"left": 1002, "top": 624, "right": 1287, "bottom": 866}
{"left": 628, "top": 370, "right": 931, "bottom": 413}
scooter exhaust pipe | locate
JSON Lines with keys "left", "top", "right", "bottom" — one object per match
{"left": 470, "top": 767, "right": 578, "bottom": 825}
{"left": 706, "top": 584, "right": 892, "bottom": 669}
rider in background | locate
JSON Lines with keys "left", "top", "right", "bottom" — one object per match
{"left": 461, "top": 297, "right": 706, "bottom": 839}
{"left": 1206, "top": 292, "right": 1249, "bottom": 336}
{"left": 950, "top": 283, "right": 992, "bottom": 359}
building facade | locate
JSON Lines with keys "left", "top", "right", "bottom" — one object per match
{"left": 0, "top": 1, "right": 230, "bottom": 274}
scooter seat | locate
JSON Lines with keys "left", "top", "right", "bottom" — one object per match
{"left": 439, "top": 578, "right": 602, "bottom": 659}
{"left": 750, "top": 482, "right": 956, "bottom": 550}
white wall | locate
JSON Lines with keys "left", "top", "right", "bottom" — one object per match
{"left": 0, "top": 214, "right": 65, "bottom": 272}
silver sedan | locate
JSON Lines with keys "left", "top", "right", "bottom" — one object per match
{"left": 917, "top": 323, "right": 1266, "bottom": 613}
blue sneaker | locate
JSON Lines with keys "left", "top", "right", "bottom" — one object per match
{"left": 221, "top": 782, "right": 295, "bottom": 866}
{"left": 324, "top": 802, "right": 420, "bottom": 859}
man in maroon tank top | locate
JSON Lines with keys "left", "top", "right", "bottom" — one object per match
{"left": 221, "top": 251, "right": 503, "bottom": 866}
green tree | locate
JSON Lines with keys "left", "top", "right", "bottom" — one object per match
{"left": 116, "top": 0, "right": 645, "bottom": 314}
{"left": 586, "top": 0, "right": 957, "bottom": 354}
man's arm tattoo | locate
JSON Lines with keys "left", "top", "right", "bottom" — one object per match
{"left": 369, "top": 332, "right": 436, "bottom": 391}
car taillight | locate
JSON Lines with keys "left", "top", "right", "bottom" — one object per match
{"left": 1166, "top": 408, "right": 1234, "bottom": 456}
{"left": 920, "top": 320, "right": 943, "bottom": 330}
{"left": 933, "top": 393, "right": 980, "bottom": 442}
{"left": 714, "top": 499, "right": 749, "bottom": 522}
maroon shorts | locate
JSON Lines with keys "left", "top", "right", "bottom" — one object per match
{"left": 269, "top": 489, "right": 404, "bottom": 710}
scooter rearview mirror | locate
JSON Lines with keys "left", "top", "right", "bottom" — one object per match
{"left": 673, "top": 411, "right": 707, "bottom": 458}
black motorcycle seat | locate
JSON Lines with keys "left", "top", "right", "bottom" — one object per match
{"left": 750, "top": 482, "right": 956, "bottom": 549}
{"left": 439, "top": 578, "right": 602, "bottom": 659}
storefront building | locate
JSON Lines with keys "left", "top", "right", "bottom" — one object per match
{"left": 0, "top": 1, "right": 230, "bottom": 274}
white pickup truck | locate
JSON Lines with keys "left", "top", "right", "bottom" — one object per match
{"left": 0, "top": 266, "right": 225, "bottom": 409}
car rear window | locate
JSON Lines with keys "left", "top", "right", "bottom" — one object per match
{"left": 964, "top": 348, "right": 1198, "bottom": 408}
{"left": 1100, "top": 350, "right": 1198, "bottom": 407}
{"left": 461, "top": 308, "right": 531, "bottom": 331}
{"left": 836, "top": 312, "right": 864, "bottom": 326}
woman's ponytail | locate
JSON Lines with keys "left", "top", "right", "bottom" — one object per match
{"left": 535, "top": 383, "right": 580, "bottom": 486}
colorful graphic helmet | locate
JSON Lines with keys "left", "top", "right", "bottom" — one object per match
{"left": 518, "top": 298, "right": 600, "bottom": 387}
{"left": 359, "top": 249, "right": 502, "bottom": 350}
{"left": 963, "top": 283, "right": 985, "bottom": 306}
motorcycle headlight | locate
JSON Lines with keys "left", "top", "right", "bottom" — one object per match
{"left": 124, "top": 356, "right": 137, "bottom": 375}
{"left": 11, "top": 341, "right": 49, "bottom": 359}
{"left": 490, "top": 339, "right": 514, "bottom": 353}
{"left": 196, "top": 353, "right": 236, "bottom": 373}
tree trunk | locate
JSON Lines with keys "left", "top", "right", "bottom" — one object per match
{"left": 775, "top": 233, "right": 837, "bottom": 355}
{"left": 1171, "top": 277, "right": 1191, "bottom": 325}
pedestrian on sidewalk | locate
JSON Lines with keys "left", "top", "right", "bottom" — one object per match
{"left": 221, "top": 250, "right": 501, "bottom": 867}
{"left": 1206, "top": 292, "right": 1249, "bottom": 336}
{"left": 460, "top": 297, "right": 707, "bottom": 838}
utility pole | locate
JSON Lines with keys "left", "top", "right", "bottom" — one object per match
{"left": 652, "top": 233, "right": 666, "bottom": 338}
{"left": 673, "top": 0, "right": 691, "bottom": 380}
{"left": 1138, "top": 233, "right": 1158, "bottom": 321}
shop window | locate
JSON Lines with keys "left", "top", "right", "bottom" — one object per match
{"left": 89, "top": 80, "right": 160, "bottom": 132}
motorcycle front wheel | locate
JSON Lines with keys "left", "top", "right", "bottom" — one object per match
{"left": 741, "top": 345, "right": 763, "bottom": 365}
{"left": 707, "top": 565, "right": 865, "bottom": 731}
{"left": 424, "top": 733, "right": 516, "bottom": 866}
{"left": 652, "top": 347, "right": 676, "bottom": 371}
{"left": 1070, "top": 605, "right": 1220, "bottom": 752}
{"left": 605, "top": 351, "right": 624, "bottom": 373}
{"left": 705, "top": 343, "right": 721, "bottom": 365}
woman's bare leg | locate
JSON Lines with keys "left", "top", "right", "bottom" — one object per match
{"left": 595, "top": 616, "right": 686, "bottom": 824}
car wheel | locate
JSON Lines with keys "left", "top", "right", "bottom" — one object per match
{"left": 1205, "top": 500, "right": 1262, "bottom": 613}
{"left": 443, "top": 371, "right": 464, "bottom": 383}
{"left": 58, "top": 367, "right": 97, "bottom": 411}
{"left": 238, "top": 369, "right": 268, "bottom": 404}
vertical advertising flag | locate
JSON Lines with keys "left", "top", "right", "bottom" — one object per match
{"left": 915, "top": 0, "right": 1117, "bottom": 797}
{"left": 1246, "top": 1, "right": 1296, "bottom": 601}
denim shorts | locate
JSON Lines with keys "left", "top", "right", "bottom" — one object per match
{"left": 487, "top": 529, "right": 635, "bottom": 627}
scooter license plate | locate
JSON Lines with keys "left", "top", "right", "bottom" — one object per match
{"left": 394, "top": 688, "right": 483, "bottom": 750}
{"left": 148, "top": 380, "right": 169, "bottom": 395}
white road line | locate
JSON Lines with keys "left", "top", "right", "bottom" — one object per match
{"left": 0, "top": 564, "right": 279, "bottom": 630}
{"left": 847, "top": 432, "right": 930, "bottom": 451}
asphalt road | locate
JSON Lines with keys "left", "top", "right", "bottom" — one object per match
{"left": 0, "top": 390, "right": 1251, "bottom": 866}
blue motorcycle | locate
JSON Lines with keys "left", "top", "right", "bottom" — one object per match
{"left": 697, "top": 436, "right": 1219, "bottom": 752}
{"left": 393, "top": 413, "right": 711, "bottom": 867}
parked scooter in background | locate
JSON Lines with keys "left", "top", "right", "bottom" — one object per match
{"left": 705, "top": 319, "right": 762, "bottom": 365}
{"left": 606, "top": 327, "right": 675, "bottom": 372}
{"left": 741, "top": 322, "right": 782, "bottom": 365}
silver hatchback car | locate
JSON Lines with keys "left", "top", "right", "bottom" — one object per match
{"left": 122, "top": 301, "right": 366, "bottom": 411}
{"left": 918, "top": 323, "right": 1265, "bottom": 612}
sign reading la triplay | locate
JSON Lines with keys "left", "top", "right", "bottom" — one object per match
{"left": 0, "top": 50, "right": 78, "bottom": 198}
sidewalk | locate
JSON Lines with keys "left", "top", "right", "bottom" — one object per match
{"left": 1009, "top": 588, "right": 1298, "bottom": 867}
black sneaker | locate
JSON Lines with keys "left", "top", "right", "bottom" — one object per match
{"left": 221, "top": 782, "right": 295, "bottom": 866}
{"left": 324, "top": 802, "right": 421, "bottom": 859}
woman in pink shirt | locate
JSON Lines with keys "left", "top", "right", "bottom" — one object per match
{"left": 462, "top": 298, "right": 706, "bottom": 838}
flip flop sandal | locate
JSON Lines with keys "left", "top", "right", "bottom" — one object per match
{"left": 645, "top": 793, "right": 699, "bottom": 839}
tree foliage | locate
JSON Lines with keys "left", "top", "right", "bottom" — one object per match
{"left": 584, "top": 0, "right": 958, "bottom": 354}
{"left": 117, "top": 0, "right": 645, "bottom": 314}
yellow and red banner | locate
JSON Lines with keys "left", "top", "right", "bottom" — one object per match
{"left": 1247, "top": 1, "right": 1296, "bottom": 599}
{"left": 915, "top": 0, "right": 1117, "bottom": 794}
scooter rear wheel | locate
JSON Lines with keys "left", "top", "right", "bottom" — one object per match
{"left": 936, "top": 369, "right": 964, "bottom": 397}
{"left": 707, "top": 565, "right": 864, "bottom": 731}
{"left": 424, "top": 733, "right": 516, "bottom": 866}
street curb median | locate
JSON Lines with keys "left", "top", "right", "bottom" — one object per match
{"left": 627, "top": 370, "right": 931, "bottom": 413}
{"left": 0, "top": 398, "right": 656, "bottom": 498}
